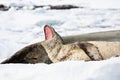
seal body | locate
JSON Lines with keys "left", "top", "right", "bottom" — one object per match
{"left": 1, "top": 42, "right": 52, "bottom": 64}
{"left": 41, "top": 25, "right": 103, "bottom": 63}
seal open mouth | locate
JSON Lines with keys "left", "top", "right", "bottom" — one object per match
{"left": 44, "top": 25, "right": 54, "bottom": 40}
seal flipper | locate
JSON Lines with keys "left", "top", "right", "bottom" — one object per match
{"left": 78, "top": 42, "right": 103, "bottom": 60}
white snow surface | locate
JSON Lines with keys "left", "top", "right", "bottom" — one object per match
{"left": 0, "top": 57, "right": 120, "bottom": 80}
{"left": 0, "top": 0, "right": 120, "bottom": 80}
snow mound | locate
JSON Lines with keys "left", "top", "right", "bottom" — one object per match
{"left": 0, "top": 57, "right": 120, "bottom": 80}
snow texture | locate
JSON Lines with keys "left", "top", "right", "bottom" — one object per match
{"left": 0, "top": 57, "right": 120, "bottom": 80}
{"left": 0, "top": 0, "right": 120, "bottom": 80}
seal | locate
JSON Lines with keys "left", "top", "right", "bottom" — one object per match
{"left": 41, "top": 25, "right": 103, "bottom": 63}
{"left": 1, "top": 42, "right": 52, "bottom": 64}
{"left": 1, "top": 25, "right": 120, "bottom": 64}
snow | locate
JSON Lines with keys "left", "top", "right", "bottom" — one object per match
{"left": 0, "top": 57, "right": 120, "bottom": 80}
{"left": 0, "top": 0, "right": 120, "bottom": 80}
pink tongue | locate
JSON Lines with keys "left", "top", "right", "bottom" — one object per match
{"left": 45, "top": 26, "right": 53, "bottom": 40}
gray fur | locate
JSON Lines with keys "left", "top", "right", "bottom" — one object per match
{"left": 41, "top": 25, "right": 103, "bottom": 63}
{"left": 1, "top": 42, "right": 52, "bottom": 64}
{"left": 1, "top": 26, "right": 120, "bottom": 64}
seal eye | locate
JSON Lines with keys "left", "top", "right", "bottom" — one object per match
{"left": 44, "top": 25, "right": 53, "bottom": 40}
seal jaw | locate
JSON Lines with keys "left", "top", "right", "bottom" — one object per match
{"left": 44, "top": 25, "right": 54, "bottom": 40}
